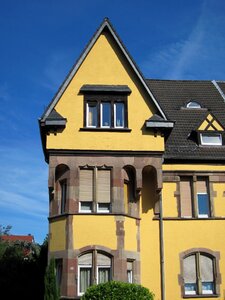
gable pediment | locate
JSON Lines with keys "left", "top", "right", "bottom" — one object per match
{"left": 197, "top": 113, "right": 224, "bottom": 132}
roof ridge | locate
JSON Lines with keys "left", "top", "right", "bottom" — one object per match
{"left": 146, "top": 78, "right": 213, "bottom": 82}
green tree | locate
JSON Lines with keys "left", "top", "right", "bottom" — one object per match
{"left": 44, "top": 257, "right": 60, "bottom": 300}
{"left": 81, "top": 281, "right": 154, "bottom": 300}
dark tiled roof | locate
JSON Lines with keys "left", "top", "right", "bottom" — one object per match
{"left": 146, "top": 79, "right": 225, "bottom": 161}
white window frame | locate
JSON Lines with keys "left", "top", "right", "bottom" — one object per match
{"left": 100, "top": 102, "right": 111, "bottom": 128}
{"left": 197, "top": 192, "right": 210, "bottom": 218}
{"left": 200, "top": 133, "right": 222, "bottom": 146}
{"left": 86, "top": 102, "right": 97, "bottom": 128}
{"left": 79, "top": 201, "right": 92, "bottom": 213}
{"left": 97, "top": 203, "right": 110, "bottom": 213}
{"left": 114, "top": 102, "right": 125, "bottom": 128}
{"left": 78, "top": 264, "right": 92, "bottom": 296}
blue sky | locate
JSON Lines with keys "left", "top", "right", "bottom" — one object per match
{"left": 0, "top": 0, "right": 225, "bottom": 243}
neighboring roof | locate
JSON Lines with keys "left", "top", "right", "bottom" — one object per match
{"left": 40, "top": 18, "right": 166, "bottom": 122}
{"left": 1, "top": 235, "right": 34, "bottom": 243}
{"left": 146, "top": 79, "right": 225, "bottom": 161}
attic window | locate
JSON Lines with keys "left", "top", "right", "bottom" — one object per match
{"left": 200, "top": 133, "right": 222, "bottom": 146}
{"left": 186, "top": 101, "right": 201, "bottom": 109}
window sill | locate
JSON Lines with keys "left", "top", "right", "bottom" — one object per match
{"left": 80, "top": 127, "right": 131, "bottom": 132}
{"left": 183, "top": 294, "right": 219, "bottom": 298}
{"left": 153, "top": 216, "right": 225, "bottom": 220}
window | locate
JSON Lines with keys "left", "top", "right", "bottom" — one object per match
{"left": 180, "top": 177, "right": 211, "bottom": 218}
{"left": 84, "top": 95, "right": 128, "bottom": 129}
{"left": 79, "top": 167, "right": 111, "bottom": 213}
{"left": 55, "top": 259, "right": 63, "bottom": 290}
{"left": 127, "top": 261, "right": 133, "bottom": 283}
{"left": 186, "top": 101, "right": 201, "bottom": 109}
{"left": 60, "top": 180, "right": 67, "bottom": 214}
{"left": 87, "top": 102, "right": 97, "bottom": 127}
{"left": 78, "top": 251, "right": 112, "bottom": 296}
{"left": 183, "top": 253, "right": 215, "bottom": 296}
{"left": 123, "top": 166, "right": 136, "bottom": 214}
{"left": 200, "top": 133, "right": 222, "bottom": 146}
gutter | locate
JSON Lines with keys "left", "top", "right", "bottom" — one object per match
{"left": 159, "top": 190, "right": 165, "bottom": 300}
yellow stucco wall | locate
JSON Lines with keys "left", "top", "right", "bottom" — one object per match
{"left": 164, "top": 220, "right": 225, "bottom": 299}
{"left": 213, "top": 183, "right": 225, "bottom": 217}
{"left": 73, "top": 215, "right": 117, "bottom": 250}
{"left": 163, "top": 164, "right": 225, "bottom": 171}
{"left": 124, "top": 217, "right": 137, "bottom": 252}
{"left": 49, "top": 219, "right": 66, "bottom": 252}
{"left": 163, "top": 182, "right": 178, "bottom": 217}
{"left": 140, "top": 196, "right": 161, "bottom": 300}
{"left": 46, "top": 31, "right": 164, "bottom": 152}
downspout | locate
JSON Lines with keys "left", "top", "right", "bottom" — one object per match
{"left": 159, "top": 189, "right": 165, "bottom": 300}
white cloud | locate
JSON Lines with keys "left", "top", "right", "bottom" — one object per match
{"left": 141, "top": 0, "right": 225, "bottom": 80}
{"left": 0, "top": 144, "right": 48, "bottom": 241}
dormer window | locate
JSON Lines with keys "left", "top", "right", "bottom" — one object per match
{"left": 186, "top": 101, "right": 201, "bottom": 109}
{"left": 80, "top": 85, "right": 131, "bottom": 131}
{"left": 200, "top": 133, "right": 222, "bottom": 146}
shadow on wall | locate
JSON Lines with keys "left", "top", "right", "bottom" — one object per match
{"left": 141, "top": 165, "right": 158, "bottom": 214}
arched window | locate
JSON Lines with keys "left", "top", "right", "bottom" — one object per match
{"left": 186, "top": 101, "right": 201, "bottom": 109}
{"left": 183, "top": 252, "right": 215, "bottom": 295}
{"left": 123, "top": 166, "right": 136, "bottom": 214}
{"left": 78, "top": 251, "right": 112, "bottom": 295}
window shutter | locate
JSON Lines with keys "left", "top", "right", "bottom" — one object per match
{"left": 80, "top": 170, "right": 93, "bottom": 202}
{"left": 197, "top": 178, "right": 207, "bottom": 193}
{"left": 96, "top": 170, "right": 111, "bottom": 203}
{"left": 180, "top": 178, "right": 193, "bottom": 217}
{"left": 183, "top": 255, "right": 197, "bottom": 283}
{"left": 78, "top": 253, "right": 92, "bottom": 265}
{"left": 97, "top": 253, "right": 111, "bottom": 266}
{"left": 127, "top": 261, "right": 133, "bottom": 271}
{"left": 200, "top": 254, "right": 214, "bottom": 282}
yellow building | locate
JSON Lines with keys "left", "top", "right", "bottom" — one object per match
{"left": 39, "top": 18, "right": 225, "bottom": 299}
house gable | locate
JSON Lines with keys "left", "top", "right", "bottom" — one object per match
{"left": 40, "top": 19, "right": 167, "bottom": 156}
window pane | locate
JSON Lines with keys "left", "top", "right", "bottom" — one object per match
{"left": 200, "top": 133, "right": 222, "bottom": 145}
{"left": 87, "top": 103, "right": 97, "bottom": 127}
{"left": 98, "top": 267, "right": 110, "bottom": 284}
{"left": 80, "top": 267, "right": 92, "bottom": 294}
{"left": 180, "top": 178, "right": 193, "bottom": 218}
{"left": 202, "top": 282, "right": 214, "bottom": 294}
{"left": 60, "top": 181, "right": 67, "bottom": 214}
{"left": 184, "top": 283, "right": 197, "bottom": 295}
{"left": 200, "top": 255, "right": 214, "bottom": 282}
{"left": 115, "top": 102, "right": 125, "bottom": 127}
{"left": 101, "top": 103, "right": 111, "bottom": 127}
{"left": 197, "top": 194, "right": 210, "bottom": 217}
{"left": 183, "top": 255, "right": 196, "bottom": 283}
{"left": 80, "top": 201, "right": 92, "bottom": 212}
{"left": 127, "top": 270, "right": 133, "bottom": 283}
{"left": 97, "top": 203, "right": 110, "bottom": 212}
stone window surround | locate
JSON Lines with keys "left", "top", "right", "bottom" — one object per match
{"left": 178, "top": 248, "right": 221, "bottom": 298}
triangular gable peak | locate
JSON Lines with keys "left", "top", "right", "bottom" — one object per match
{"left": 197, "top": 113, "right": 224, "bottom": 132}
{"left": 40, "top": 18, "right": 166, "bottom": 122}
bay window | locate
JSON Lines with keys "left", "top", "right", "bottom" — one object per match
{"left": 79, "top": 167, "right": 111, "bottom": 213}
